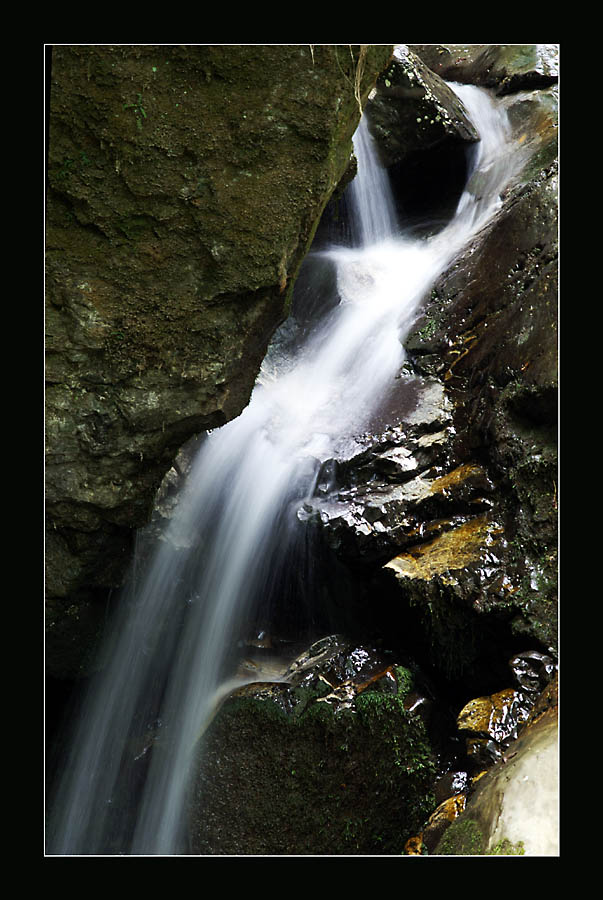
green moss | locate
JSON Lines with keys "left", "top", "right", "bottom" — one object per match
{"left": 435, "top": 817, "right": 487, "bottom": 855}
{"left": 435, "top": 818, "right": 526, "bottom": 855}
{"left": 490, "top": 838, "right": 525, "bottom": 855}
{"left": 52, "top": 150, "right": 92, "bottom": 182}
{"left": 191, "top": 666, "right": 436, "bottom": 855}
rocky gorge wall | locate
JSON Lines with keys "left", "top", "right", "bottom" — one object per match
{"left": 184, "top": 45, "right": 559, "bottom": 855}
{"left": 300, "top": 44, "right": 558, "bottom": 689}
{"left": 45, "top": 44, "right": 559, "bottom": 856}
{"left": 45, "top": 44, "right": 394, "bottom": 680}
{"left": 378, "top": 45, "right": 558, "bottom": 683}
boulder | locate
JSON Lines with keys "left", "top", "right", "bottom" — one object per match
{"left": 187, "top": 635, "right": 437, "bottom": 854}
{"left": 365, "top": 45, "right": 479, "bottom": 169}
{"left": 409, "top": 44, "right": 558, "bottom": 95}
{"left": 45, "top": 44, "right": 393, "bottom": 678}
{"left": 364, "top": 45, "right": 480, "bottom": 228}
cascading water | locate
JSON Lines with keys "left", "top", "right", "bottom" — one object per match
{"left": 47, "top": 82, "right": 520, "bottom": 856}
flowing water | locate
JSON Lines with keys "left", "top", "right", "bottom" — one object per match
{"left": 47, "top": 83, "right": 520, "bottom": 856}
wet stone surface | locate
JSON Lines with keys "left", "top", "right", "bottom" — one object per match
{"left": 403, "top": 652, "right": 557, "bottom": 855}
{"left": 297, "top": 373, "right": 471, "bottom": 565}
{"left": 409, "top": 44, "right": 558, "bottom": 96}
{"left": 455, "top": 647, "right": 556, "bottom": 767}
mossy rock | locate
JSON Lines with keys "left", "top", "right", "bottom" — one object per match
{"left": 434, "top": 817, "right": 525, "bottom": 855}
{"left": 188, "top": 663, "right": 436, "bottom": 855}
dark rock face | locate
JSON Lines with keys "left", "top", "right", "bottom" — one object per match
{"left": 399, "top": 84, "right": 558, "bottom": 665}
{"left": 45, "top": 44, "right": 393, "bottom": 678}
{"left": 366, "top": 45, "right": 479, "bottom": 168}
{"left": 365, "top": 46, "right": 480, "bottom": 229}
{"left": 300, "top": 46, "right": 558, "bottom": 688}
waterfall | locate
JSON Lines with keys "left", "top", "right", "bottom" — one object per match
{"left": 47, "top": 83, "right": 519, "bottom": 856}
{"left": 348, "top": 116, "right": 399, "bottom": 246}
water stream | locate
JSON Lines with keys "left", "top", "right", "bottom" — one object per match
{"left": 47, "top": 83, "right": 519, "bottom": 856}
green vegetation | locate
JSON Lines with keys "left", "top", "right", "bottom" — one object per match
{"left": 123, "top": 92, "right": 147, "bottom": 129}
{"left": 490, "top": 838, "right": 525, "bottom": 855}
{"left": 54, "top": 150, "right": 92, "bottom": 181}
{"left": 435, "top": 818, "right": 486, "bottom": 855}
{"left": 190, "top": 666, "right": 437, "bottom": 854}
{"left": 434, "top": 816, "right": 526, "bottom": 855}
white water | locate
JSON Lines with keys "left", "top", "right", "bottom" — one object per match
{"left": 47, "top": 84, "right": 519, "bottom": 855}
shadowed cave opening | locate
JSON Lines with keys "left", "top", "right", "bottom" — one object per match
{"left": 316, "top": 137, "right": 476, "bottom": 247}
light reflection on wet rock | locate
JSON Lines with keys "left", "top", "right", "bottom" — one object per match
{"left": 455, "top": 649, "right": 556, "bottom": 767}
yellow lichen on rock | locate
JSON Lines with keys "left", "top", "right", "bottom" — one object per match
{"left": 384, "top": 514, "right": 499, "bottom": 581}
{"left": 429, "top": 462, "right": 486, "bottom": 496}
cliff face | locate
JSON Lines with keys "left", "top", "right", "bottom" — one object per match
{"left": 45, "top": 44, "right": 393, "bottom": 678}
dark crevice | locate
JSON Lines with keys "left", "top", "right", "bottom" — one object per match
{"left": 387, "top": 140, "right": 475, "bottom": 235}
{"left": 315, "top": 137, "right": 476, "bottom": 247}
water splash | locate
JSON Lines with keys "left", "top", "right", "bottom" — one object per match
{"left": 47, "top": 84, "right": 519, "bottom": 856}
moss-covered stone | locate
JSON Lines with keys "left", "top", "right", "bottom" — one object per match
{"left": 188, "top": 660, "right": 436, "bottom": 854}
{"left": 435, "top": 816, "right": 487, "bottom": 855}
{"left": 433, "top": 814, "right": 525, "bottom": 855}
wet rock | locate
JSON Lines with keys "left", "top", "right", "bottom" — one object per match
{"left": 408, "top": 45, "right": 491, "bottom": 83}
{"left": 401, "top": 78, "right": 558, "bottom": 656}
{"left": 420, "top": 793, "right": 467, "bottom": 854}
{"left": 456, "top": 687, "right": 534, "bottom": 767}
{"left": 188, "top": 636, "right": 437, "bottom": 854}
{"left": 365, "top": 45, "right": 479, "bottom": 228}
{"left": 45, "top": 44, "right": 394, "bottom": 678}
{"left": 449, "top": 648, "right": 556, "bottom": 768}
{"left": 433, "top": 692, "right": 558, "bottom": 855}
{"left": 501, "top": 84, "right": 558, "bottom": 192}
{"left": 509, "top": 649, "right": 556, "bottom": 693}
{"left": 433, "top": 770, "right": 470, "bottom": 806}
{"left": 299, "top": 361, "right": 534, "bottom": 684}
{"left": 297, "top": 374, "right": 477, "bottom": 564}
{"left": 366, "top": 45, "right": 479, "bottom": 169}
{"left": 379, "top": 512, "right": 528, "bottom": 682}
{"left": 524, "top": 669, "right": 558, "bottom": 727}
{"left": 303, "top": 466, "right": 474, "bottom": 565}
{"left": 385, "top": 514, "right": 501, "bottom": 585}
{"left": 404, "top": 834, "right": 425, "bottom": 855}
{"left": 409, "top": 44, "right": 558, "bottom": 96}
{"left": 404, "top": 667, "right": 558, "bottom": 855}
{"left": 406, "top": 169, "right": 558, "bottom": 393}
